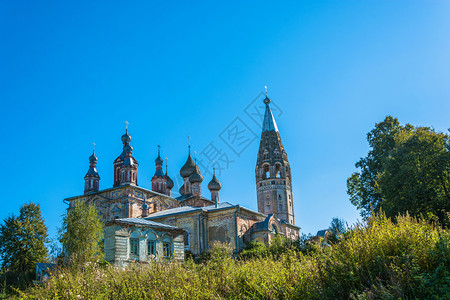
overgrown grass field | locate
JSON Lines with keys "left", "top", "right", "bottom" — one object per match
{"left": 14, "top": 214, "right": 450, "bottom": 299}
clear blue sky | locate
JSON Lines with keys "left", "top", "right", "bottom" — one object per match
{"left": 1, "top": 1, "right": 449, "bottom": 239}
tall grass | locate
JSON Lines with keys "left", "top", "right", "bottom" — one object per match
{"left": 18, "top": 213, "right": 449, "bottom": 299}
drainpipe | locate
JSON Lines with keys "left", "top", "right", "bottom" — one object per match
{"left": 198, "top": 213, "right": 202, "bottom": 254}
{"left": 234, "top": 205, "right": 240, "bottom": 252}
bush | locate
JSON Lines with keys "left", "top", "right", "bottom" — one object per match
{"left": 318, "top": 213, "right": 450, "bottom": 299}
{"left": 18, "top": 212, "right": 449, "bottom": 299}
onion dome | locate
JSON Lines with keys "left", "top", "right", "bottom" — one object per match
{"left": 189, "top": 171, "right": 203, "bottom": 183}
{"left": 123, "top": 144, "right": 133, "bottom": 153}
{"left": 155, "top": 155, "right": 164, "bottom": 165}
{"left": 89, "top": 152, "right": 98, "bottom": 163}
{"left": 189, "top": 164, "right": 203, "bottom": 183}
{"left": 121, "top": 130, "right": 132, "bottom": 144}
{"left": 180, "top": 153, "right": 196, "bottom": 178}
{"left": 208, "top": 174, "right": 222, "bottom": 191}
{"left": 155, "top": 145, "right": 164, "bottom": 164}
{"left": 179, "top": 183, "right": 185, "bottom": 195}
{"left": 165, "top": 173, "right": 174, "bottom": 189}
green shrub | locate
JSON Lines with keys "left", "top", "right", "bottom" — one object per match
{"left": 17, "top": 212, "right": 449, "bottom": 299}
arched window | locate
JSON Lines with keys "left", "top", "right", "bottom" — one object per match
{"left": 263, "top": 165, "right": 270, "bottom": 179}
{"left": 147, "top": 232, "right": 156, "bottom": 257}
{"left": 163, "top": 238, "right": 172, "bottom": 258}
{"left": 184, "top": 231, "right": 190, "bottom": 249}
{"left": 263, "top": 149, "right": 269, "bottom": 160}
{"left": 275, "top": 164, "right": 281, "bottom": 178}
{"left": 129, "top": 231, "right": 140, "bottom": 258}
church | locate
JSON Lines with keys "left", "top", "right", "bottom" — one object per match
{"left": 64, "top": 94, "right": 300, "bottom": 264}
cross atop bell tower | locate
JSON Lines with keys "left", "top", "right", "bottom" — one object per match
{"left": 255, "top": 90, "right": 295, "bottom": 225}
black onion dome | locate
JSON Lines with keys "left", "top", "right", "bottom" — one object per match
{"left": 179, "top": 183, "right": 185, "bottom": 195}
{"left": 121, "top": 131, "right": 132, "bottom": 144}
{"left": 165, "top": 173, "right": 174, "bottom": 189}
{"left": 189, "top": 166, "right": 203, "bottom": 183}
{"left": 89, "top": 152, "right": 98, "bottom": 163}
{"left": 208, "top": 174, "right": 222, "bottom": 191}
{"left": 155, "top": 155, "right": 164, "bottom": 165}
{"left": 123, "top": 144, "right": 133, "bottom": 153}
{"left": 180, "top": 153, "right": 196, "bottom": 178}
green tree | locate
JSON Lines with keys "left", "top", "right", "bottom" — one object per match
{"left": 347, "top": 116, "right": 450, "bottom": 226}
{"left": 59, "top": 200, "right": 104, "bottom": 267}
{"left": 377, "top": 126, "right": 450, "bottom": 226}
{"left": 328, "top": 217, "right": 346, "bottom": 243}
{"left": 0, "top": 203, "right": 49, "bottom": 273}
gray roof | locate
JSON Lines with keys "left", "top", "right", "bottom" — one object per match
{"left": 251, "top": 214, "right": 273, "bottom": 232}
{"left": 175, "top": 194, "right": 213, "bottom": 203}
{"left": 64, "top": 183, "right": 178, "bottom": 202}
{"left": 114, "top": 218, "right": 179, "bottom": 229}
{"left": 145, "top": 202, "right": 236, "bottom": 219}
{"left": 316, "top": 229, "right": 329, "bottom": 237}
{"left": 262, "top": 100, "right": 279, "bottom": 132}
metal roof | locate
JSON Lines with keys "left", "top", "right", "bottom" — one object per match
{"left": 262, "top": 101, "right": 279, "bottom": 132}
{"left": 145, "top": 202, "right": 236, "bottom": 219}
{"left": 114, "top": 218, "right": 179, "bottom": 229}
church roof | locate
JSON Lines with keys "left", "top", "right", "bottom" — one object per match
{"left": 262, "top": 97, "right": 279, "bottom": 132}
{"left": 64, "top": 183, "right": 178, "bottom": 202}
{"left": 145, "top": 202, "right": 235, "bottom": 219}
{"left": 113, "top": 217, "right": 180, "bottom": 229}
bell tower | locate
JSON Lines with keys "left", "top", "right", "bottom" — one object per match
{"left": 113, "top": 122, "right": 139, "bottom": 187}
{"left": 84, "top": 145, "right": 100, "bottom": 194}
{"left": 255, "top": 91, "right": 295, "bottom": 224}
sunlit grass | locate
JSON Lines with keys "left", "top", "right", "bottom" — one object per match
{"left": 17, "top": 213, "right": 449, "bottom": 299}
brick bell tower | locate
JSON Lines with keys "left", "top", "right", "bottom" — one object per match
{"left": 113, "top": 123, "right": 139, "bottom": 187}
{"left": 255, "top": 90, "right": 295, "bottom": 225}
{"left": 84, "top": 144, "right": 100, "bottom": 194}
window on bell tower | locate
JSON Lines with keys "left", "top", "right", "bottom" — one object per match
{"left": 263, "top": 165, "right": 270, "bottom": 179}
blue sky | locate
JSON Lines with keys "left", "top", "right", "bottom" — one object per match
{"left": 1, "top": 1, "right": 449, "bottom": 239}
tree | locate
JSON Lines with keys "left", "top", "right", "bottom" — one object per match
{"left": 347, "top": 116, "right": 450, "bottom": 227}
{"left": 0, "top": 203, "right": 49, "bottom": 273}
{"left": 59, "top": 200, "right": 104, "bottom": 267}
{"left": 328, "top": 217, "right": 347, "bottom": 243}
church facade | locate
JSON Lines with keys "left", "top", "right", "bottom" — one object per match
{"left": 64, "top": 94, "right": 300, "bottom": 264}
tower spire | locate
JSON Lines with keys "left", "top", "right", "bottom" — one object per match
{"left": 262, "top": 91, "right": 278, "bottom": 132}
{"left": 151, "top": 145, "right": 166, "bottom": 194}
{"left": 84, "top": 144, "right": 100, "bottom": 194}
{"left": 208, "top": 160, "right": 221, "bottom": 204}
{"left": 188, "top": 136, "right": 191, "bottom": 153}
{"left": 114, "top": 126, "right": 138, "bottom": 187}
{"left": 164, "top": 156, "right": 174, "bottom": 196}
{"left": 256, "top": 91, "right": 295, "bottom": 225}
